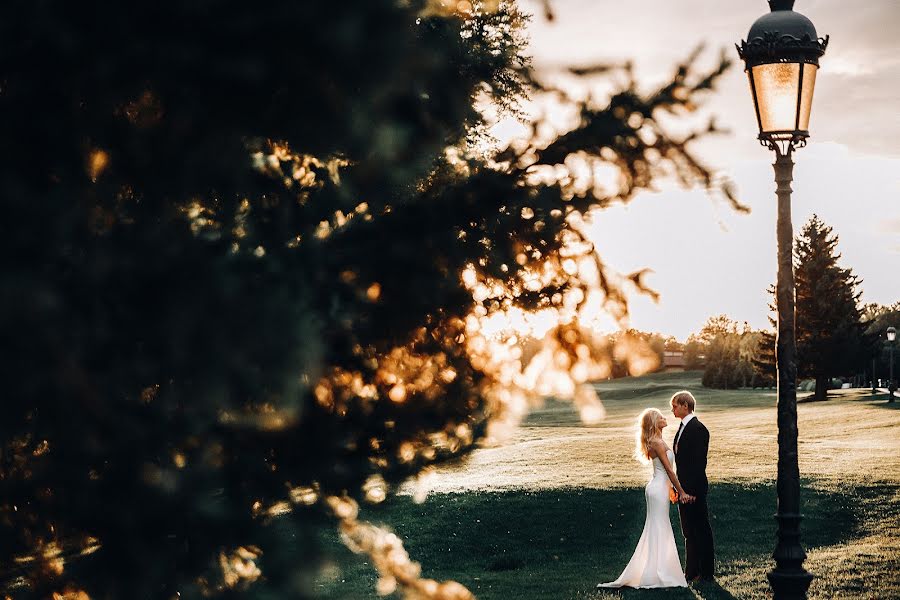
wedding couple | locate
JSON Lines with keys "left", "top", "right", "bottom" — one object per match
{"left": 598, "top": 391, "right": 715, "bottom": 589}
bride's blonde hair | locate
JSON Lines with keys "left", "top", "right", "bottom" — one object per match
{"left": 634, "top": 408, "right": 665, "bottom": 464}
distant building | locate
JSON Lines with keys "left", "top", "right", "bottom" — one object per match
{"left": 662, "top": 350, "right": 686, "bottom": 372}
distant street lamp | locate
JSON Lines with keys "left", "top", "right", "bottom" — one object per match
{"left": 888, "top": 326, "right": 897, "bottom": 403}
{"left": 736, "top": 1, "right": 828, "bottom": 599}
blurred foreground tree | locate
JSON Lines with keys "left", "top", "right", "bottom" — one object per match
{"left": 0, "top": 0, "right": 735, "bottom": 597}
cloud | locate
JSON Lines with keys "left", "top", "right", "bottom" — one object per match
{"left": 877, "top": 217, "right": 900, "bottom": 234}
{"left": 524, "top": 0, "right": 900, "bottom": 158}
{"left": 520, "top": 1, "right": 900, "bottom": 333}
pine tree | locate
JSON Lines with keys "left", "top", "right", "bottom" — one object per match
{"left": 751, "top": 329, "right": 777, "bottom": 388}
{"left": 794, "top": 215, "right": 867, "bottom": 400}
{"left": 751, "top": 286, "right": 777, "bottom": 388}
{"left": 0, "top": 1, "right": 734, "bottom": 597}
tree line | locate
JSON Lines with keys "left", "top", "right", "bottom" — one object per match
{"left": 518, "top": 214, "right": 896, "bottom": 400}
{"left": 696, "top": 215, "right": 898, "bottom": 400}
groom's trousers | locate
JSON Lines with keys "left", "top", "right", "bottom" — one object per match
{"left": 678, "top": 496, "right": 715, "bottom": 579}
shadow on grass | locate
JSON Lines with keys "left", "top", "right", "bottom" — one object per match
{"left": 692, "top": 580, "right": 739, "bottom": 600}
{"left": 590, "top": 579, "right": 738, "bottom": 600}
{"left": 873, "top": 399, "right": 900, "bottom": 409}
{"left": 315, "top": 481, "right": 877, "bottom": 600}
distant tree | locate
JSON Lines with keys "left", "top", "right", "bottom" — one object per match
{"left": 794, "top": 216, "right": 868, "bottom": 400}
{"left": 664, "top": 337, "right": 685, "bottom": 353}
{"left": 702, "top": 335, "right": 740, "bottom": 389}
{"left": 751, "top": 329, "right": 777, "bottom": 388}
{"left": 684, "top": 334, "right": 707, "bottom": 370}
{"left": 862, "top": 301, "right": 900, "bottom": 386}
{"left": 643, "top": 331, "right": 669, "bottom": 372}
{"left": 698, "top": 314, "right": 743, "bottom": 345}
{"left": 698, "top": 316, "right": 747, "bottom": 389}
{"left": 603, "top": 329, "right": 671, "bottom": 377}
{"left": 862, "top": 302, "right": 900, "bottom": 330}
{"left": 0, "top": 1, "right": 735, "bottom": 597}
{"left": 740, "top": 331, "right": 771, "bottom": 388}
{"left": 751, "top": 286, "right": 777, "bottom": 388}
{"left": 695, "top": 316, "right": 769, "bottom": 389}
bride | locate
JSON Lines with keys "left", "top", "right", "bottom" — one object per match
{"left": 598, "top": 408, "right": 692, "bottom": 589}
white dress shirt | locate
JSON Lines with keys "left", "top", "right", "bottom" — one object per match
{"left": 675, "top": 412, "right": 695, "bottom": 448}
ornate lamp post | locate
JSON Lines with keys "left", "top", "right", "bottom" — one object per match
{"left": 888, "top": 326, "right": 897, "bottom": 402}
{"left": 736, "top": 1, "right": 828, "bottom": 599}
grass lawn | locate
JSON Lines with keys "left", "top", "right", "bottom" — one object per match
{"left": 314, "top": 372, "right": 900, "bottom": 599}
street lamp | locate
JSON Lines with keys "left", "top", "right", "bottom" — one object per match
{"left": 736, "top": 2, "right": 828, "bottom": 599}
{"left": 888, "top": 326, "right": 897, "bottom": 403}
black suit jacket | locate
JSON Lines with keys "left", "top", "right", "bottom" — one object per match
{"left": 674, "top": 417, "right": 709, "bottom": 497}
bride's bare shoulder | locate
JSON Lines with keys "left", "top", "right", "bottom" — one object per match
{"left": 648, "top": 438, "right": 667, "bottom": 457}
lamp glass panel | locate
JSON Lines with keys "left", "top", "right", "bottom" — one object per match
{"left": 797, "top": 64, "right": 818, "bottom": 131}
{"left": 889, "top": 330, "right": 897, "bottom": 342}
{"left": 751, "top": 63, "right": 800, "bottom": 133}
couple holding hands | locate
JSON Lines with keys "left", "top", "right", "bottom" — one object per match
{"left": 599, "top": 391, "right": 715, "bottom": 589}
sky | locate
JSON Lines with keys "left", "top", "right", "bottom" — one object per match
{"left": 494, "top": 0, "right": 900, "bottom": 340}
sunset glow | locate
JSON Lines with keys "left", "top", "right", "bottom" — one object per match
{"left": 502, "top": 0, "right": 900, "bottom": 340}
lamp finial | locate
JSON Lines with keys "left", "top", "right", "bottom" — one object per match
{"left": 769, "top": 0, "right": 795, "bottom": 10}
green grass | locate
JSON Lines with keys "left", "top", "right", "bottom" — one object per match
{"left": 314, "top": 372, "right": 900, "bottom": 599}
{"left": 315, "top": 484, "right": 895, "bottom": 600}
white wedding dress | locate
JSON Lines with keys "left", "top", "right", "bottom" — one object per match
{"left": 598, "top": 449, "right": 688, "bottom": 589}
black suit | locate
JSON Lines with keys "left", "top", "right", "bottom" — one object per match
{"left": 674, "top": 416, "right": 715, "bottom": 580}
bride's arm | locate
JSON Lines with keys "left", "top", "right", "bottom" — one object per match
{"left": 650, "top": 440, "right": 693, "bottom": 503}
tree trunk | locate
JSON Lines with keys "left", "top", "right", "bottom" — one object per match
{"left": 814, "top": 375, "right": 828, "bottom": 401}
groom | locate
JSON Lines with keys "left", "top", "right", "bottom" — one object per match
{"left": 670, "top": 391, "right": 715, "bottom": 582}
